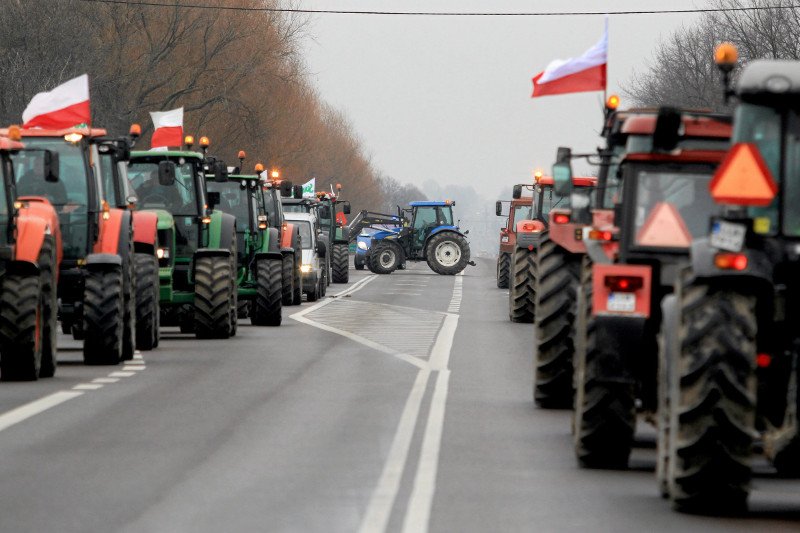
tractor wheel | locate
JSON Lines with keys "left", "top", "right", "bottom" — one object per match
{"left": 193, "top": 255, "right": 234, "bottom": 339}
{"left": 368, "top": 241, "right": 402, "bottom": 274}
{"left": 332, "top": 243, "right": 349, "bottom": 283}
{"left": 292, "top": 262, "right": 302, "bottom": 305}
{"left": 668, "top": 279, "right": 756, "bottom": 513}
{"left": 354, "top": 254, "right": 365, "bottom": 270}
{"left": 508, "top": 246, "right": 535, "bottom": 323}
{"left": 122, "top": 243, "right": 136, "bottom": 361}
{"left": 307, "top": 278, "right": 319, "bottom": 302}
{"left": 252, "top": 258, "right": 282, "bottom": 326}
{"left": 134, "top": 253, "right": 159, "bottom": 351}
{"left": 426, "top": 232, "right": 470, "bottom": 275}
{"left": 573, "top": 308, "right": 636, "bottom": 468}
{"left": 237, "top": 301, "right": 250, "bottom": 319}
{"left": 0, "top": 273, "right": 43, "bottom": 380}
{"left": 656, "top": 295, "right": 678, "bottom": 499}
{"left": 229, "top": 243, "right": 238, "bottom": 338}
{"left": 496, "top": 252, "right": 510, "bottom": 289}
{"left": 83, "top": 265, "right": 124, "bottom": 365}
{"left": 281, "top": 254, "right": 294, "bottom": 306}
{"left": 39, "top": 236, "right": 58, "bottom": 378}
{"left": 533, "top": 236, "right": 580, "bottom": 408}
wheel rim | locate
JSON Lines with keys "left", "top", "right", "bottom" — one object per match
{"left": 435, "top": 241, "right": 461, "bottom": 267}
{"left": 379, "top": 249, "right": 395, "bottom": 268}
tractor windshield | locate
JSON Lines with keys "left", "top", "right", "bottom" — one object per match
{"left": 540, "top": 186, "right": 567, "bottom": 218}
{"left": 631, "top": 167, "right": 717, "bottom": 248}
{"left": 512, "top": 204, "right": 533, "bottom": 223}
{"left": 12, "top": 138, "right": 90, "bottom": 259}
{"left": 208, "top": 181, "right": 251, "bottom": 232}
{"left": 128, "top": 159, "right": 199, "bottom": 216}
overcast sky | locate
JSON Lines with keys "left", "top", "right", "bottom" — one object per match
{"left": 300, "top": 0, "right": 711, "bottom": 200}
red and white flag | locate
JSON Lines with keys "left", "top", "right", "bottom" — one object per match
{"left": 149, "top": 107, "right": 184, "bottom": 149}
{"left": 22, "top": 74, "right": 91, "bottom": 129}
{"left": 531, "top": 21, "right": 607, "bottom": 98}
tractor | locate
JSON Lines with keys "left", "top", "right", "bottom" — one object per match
{"left": 7, "top": 126, "right": 134, "bottom": 365}
{"left": 128, "top": 136, "right": 238, "bottom": 339}
{"left": 560, "top": 108, "right": 732, "bottom": 471}
{"left": 314, "top": 188, "right": 351, "bottom": 284}
{"left": 347, "top": 201, "right": 472, "bottom": 275}
{"left": 206, "top": 153, "right": 283, "bottom": 326}
{"left": 495, "top": 192, "right": 533, "bottom": 289}
{"left": 260, "top": 172, "right": 303, "bottom": 306}
{"left": 0, "top": 130, "right": 62, "bottom": 380}
{"left": 507, "top": 174, "right": 596, "bottom": 325}
{"left": 658, "top": 46, "right": 800, "bottom": 513}
{"left": 96, "top": 126, "right": 160, "bottom": 352}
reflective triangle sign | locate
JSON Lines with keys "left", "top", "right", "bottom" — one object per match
{"left": 636, "top": 202, "right": 692, "bottom": 248}
{"left": 709, "top": 143, "right": 778, "bottom": 206}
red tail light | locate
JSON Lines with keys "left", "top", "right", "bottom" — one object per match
{"left": 756, "top": 353, "right": 772, "bottom": 368}
{"left": 588, "top": 229, "right": 614, "bottom": 241}
{"left": 604, "top": 275, "right": 643, "bottom": 292}
{"left": 714, "top": 252, "right": 747, "bottom": 271}
{"left": 553, "top": 213, "right": 570, "bottom": 224}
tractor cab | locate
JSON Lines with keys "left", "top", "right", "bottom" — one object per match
{"left": 406, "top": 201, "right": 457, "bottom": 256}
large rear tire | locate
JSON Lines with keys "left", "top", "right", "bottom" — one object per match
{"left": 134, "top": 253, "right": 159, "bottom": 351}
{"left": 39, "top": 236, "right": 58, "bottom": 378}
{"left": 0, "top": 273, "right": 42, "bottom": 381}
{"left": 332, "top": 243, "right": 349, "bottom": 283}
{"left": 496, "top": 252, "right": 510, "bottom": 289}
{"left": 83, "top": 265, "right": 124, "bottom": 365}
{"left": 533, "top": 236, "right": 580, "bottom": 408}
{"left": 426, "top": 232, "right": 470, "bottom": 275}
{"left": 194, "top": 256, "right": 234, "bottom": 339}
{"left": 368, "top": 241, "right": 402, "bottom": 275}
{"left": 292, "top": 261, "right": 302, "bottom": 305}
{"left": 121, "top": 240, "right": 136, "bottom": 361}
{"left": 668, "top": 278, "right": 756, "bottom": 513}
{"left": 508, "top": 247, "right": 535, "bottom": 323}
{"left": 281, "top": 254, "right": 294, "bottom": 305}
{"left": 252, "top": 258, "right": 282, "bottom": 326}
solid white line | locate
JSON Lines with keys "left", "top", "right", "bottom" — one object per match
{"left": 0, "top": 391, "right": 83, "bottom": 433}
{"left": 109, "top": 371, "right": 136, "bottom": 378}
{"left": 358, "top": 369, "right": 431, "bottom": 533}
{"left": 73, "top": 383, "right": 104, "bottom": 391}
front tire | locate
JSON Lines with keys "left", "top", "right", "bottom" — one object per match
{"left": 332, "top": 243, "right": 349, "bottom": 283}
{"left": 496, "top": 252, "right": 510, "bottom": 289}
{"left": 194, "top": 256, "right": 234, "bottom": 339}
{"left": 0, "top": 273, "right": 43, "bottom": 381}
{"left": 281, "top": 254, "right": 294, "bottom": 305}
{"left": 368, "top": 241, "right": 402, "bottom": 275}
{"left": 426, "top": 232, "right": 470, "bottom": 275}
{"left": 252, "top": 258, "right": 282, "bottom": 326}
{"left": 134, "top": 253, "right": 160, "bottom": 351}
{"left": 508, "top": 246, "right": 535, "bottom": 323}
{"left": 39, "top": 236, "right": 58, "bottom": 378}
{"left": 83, "top": 265, "right": 124, "bottom": 365}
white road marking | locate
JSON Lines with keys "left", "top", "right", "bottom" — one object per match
{"left": 73, "top": 383, "right": 104, "bottom": 391}
{"left": 122, "top": 366, "right": 145, "bottom": 371}
{"left": 0, "top": 391, "right": 83, "bottom": 433}
{"left": 92, "top": 377, "right": 120, "bottom": 384}
{"left": 109, "top": 371, "right": 136, "bottom": 378}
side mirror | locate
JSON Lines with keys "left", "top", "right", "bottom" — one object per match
{"left": 214, "top": 161, "right": 228, "bottom": 183}
{"left": 512, "top": 185, "right": 522, "bottom": 200}
{"left": 279, "top": 181, "right": 293, "bottom": 197}
{"left": 342, "top": 201, "right": 351, "bottom": 215}
{"left": 293, "top": 184, "right": 304, "bottom": 199}
{"left": 653, "top": 107, "right": 681, "bottom": 152}
{"left": 43, "top": 150, "right": 59, "bottom": 183}
{"left": 495, "top": 201, "right": 503, "bottom": 216}
{"left": 207, "top": 191, "right": 220, "bottom": 210}
{"left": 158, "top": 161, "right": 176, "bottom": 186}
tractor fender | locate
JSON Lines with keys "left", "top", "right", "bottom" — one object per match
{"left": 12, "top": 212, "right": 48, "bottom": 264}
{"left": 336, "top": 225, "right": 349, "bottom": 243}
{"left": 428, "top": 225, "right": 464, "bottom": 239}
{"left": 205, "top": 212, "right": 236, "bottom": 251}
{"left": 688, "top": 237, "right": 773, "bottom": 291}
{"left": 5, "top": 259, "right": 41, "bottom": 277}
{"left": 254, "top": 251, "right": 283, "bottom": 262}
{"left": 514, "top": 219, "right": 546, "bottom": 250}
{"left": 86, "top": 253, "right": 123, "bottom": 269}
{"left": 194, "top": 248, "right": 231, "bottom": 260}
{"left": 93, "top": 208, "right": 126, "bottom": 256}
{"left": 17, "top": 196, "right": 62, "bottom": 267}
{"left": 280, "top": 222, "right": 295, "bottom": 249}
{"left": 266, "top": 228, "right": 281, "bottom": 254}
{"left": 132, "top": 210, "right": 158, "bottom": 254}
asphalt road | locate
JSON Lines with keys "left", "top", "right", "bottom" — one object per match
{"left": 0, "top": 258, "right": 798, "bottom": 532}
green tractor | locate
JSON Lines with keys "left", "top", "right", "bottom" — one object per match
{"left": 127, "top": 137, "right": 238, "bottom": 339}
{"left": 205, "top": 152, "right": 283, "bottom": 326}
{"left": 316, "top": 187, "right": 351, "bottom": 283}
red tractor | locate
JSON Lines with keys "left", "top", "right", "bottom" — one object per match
{"left": 495, "top": 192, "right": 533, "bottom": 289}
{"left": 658, "top": 46, "right": 800, "bottom": 512}
{"left": 559, "top": 108, "right": 732, "bottom": 470}
{"left": 7, "top": 126, "right": 135, "bottom": 365}
{"left": 0, "top": 129, "right": 63, "bottom": 380}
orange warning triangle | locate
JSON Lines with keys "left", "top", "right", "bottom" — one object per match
{"left": 709, "top": 143, "right": 778, "bottom": 206}
{"left": 636, "top": 202, "right": 692, "bottom": 248}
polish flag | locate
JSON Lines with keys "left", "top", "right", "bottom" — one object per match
{"left": 22, "top": 74, "right": 91, "bottom": 129}
{"left": 531, "top": 21, "right": 607, "bottom": 98}
{"left": 149, "top": 107, "right": 184, "bottom": 149}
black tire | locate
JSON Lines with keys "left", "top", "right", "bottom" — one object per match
{"left": 496, "top": 252, "right": 510, "bottom": 289}
{"left": 508, "top": 246, "right": 535, "bottom": 323}
{"left": 292, "top": 262, "right": 302, "bottom": 305}
{"left": 332, "top": 243, "right": 349, "bottom": 283}
{"left": 134, "top": 253, "right": 159, "bottom": 351}
{"left": 252, "top": 258, "right": 282, "bottom": 326}
{"left": 39, "top": 236, "right": 58, "bottom": 378}
{"left": 573, "top": 284, "right": 636, "bottom": 468}
{"left": 368, "top": 240, "right": 402, "bottom": 275}
{"left": 0, "top": 273, "right": 42, "bottom": 381}
{"left": 656, "top": 295, "right": 677, "bottom": 499}
{"left": 281, "top": 254, "right": 294, "bottom": 305}
{"left": 668, "top": 279, "right": 756, "bottom": 513}
{"left": 533, "top": 236, "right": 580, "bottom": 408}
{"left": 229, "top": 241, "right": 238, "bottom": 338}
{"left": 425, "top": 232, "right": 470, "bottom": 275}
{"left": 307, "top": 277, "right": 319, "bottom": 302}
{"left": 193, "top": 255, "right": 234, "bottom": 339}
{"left": 122, "top": 239, "right": 136, "bottom": 361}
{"left": 354, "top": 254, "right": 365, "bottom": 270}
{"left": 83, "top": 265, "right": 124, "bottom": 365}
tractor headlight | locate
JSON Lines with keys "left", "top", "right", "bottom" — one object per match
{"left": 156, "top": 247, "right": 170, "bottom": 259}
{"left": 357, "top": 241, "right": 368, "bottom": 250}
{"left": 300, "top": 264, "right": 312, "bottom": 273}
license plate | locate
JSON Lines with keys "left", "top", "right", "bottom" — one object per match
{"left": 608, "top": 292, "right": 635, "bottom": 313}
{"left": 710, "top": 220, "right": 746, "bottom": 252}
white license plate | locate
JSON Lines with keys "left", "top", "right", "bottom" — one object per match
{"left": 607, "top": 292, "right": 636, "bottom": 313}
{"left": 710, "top": 221, "right": 746, "bottom": 252}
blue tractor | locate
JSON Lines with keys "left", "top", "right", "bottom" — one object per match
{"left": 347, "top": 201, "right": 473, "bottom": 275}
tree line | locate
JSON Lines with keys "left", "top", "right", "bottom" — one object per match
{"left": 0, "top": 0, "right": 424, "bottom": 212}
